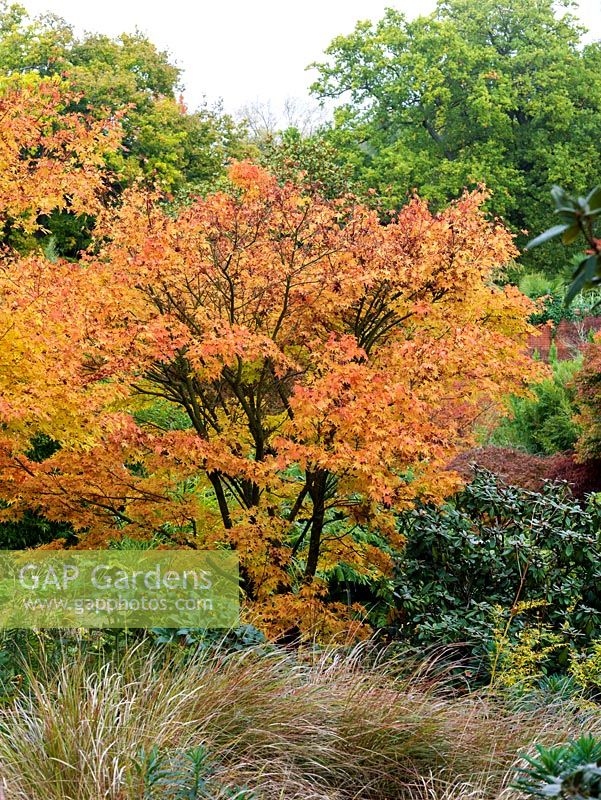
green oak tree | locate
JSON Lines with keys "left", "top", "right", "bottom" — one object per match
{"left": 311, "top": 0, "right": 601, "bottom": 275}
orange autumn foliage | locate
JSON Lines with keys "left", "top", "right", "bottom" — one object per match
{"left": 0, "top": 147, "right": 541, "bottom": 634}
{"left": 0, "top": 78, "right": 121, "bottom": 231}
{"left": 0, "top": 79, "right": 121, "bottom": 446}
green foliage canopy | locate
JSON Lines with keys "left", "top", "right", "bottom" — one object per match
{"left": 491, "top": 355, "right": 582, "bottom": 455}
{"left": 311, "top": 0, "right": 601, "bottom": 275}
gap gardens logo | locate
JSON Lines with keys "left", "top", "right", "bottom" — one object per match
{"left": 0, "top": 551, "right": 239, "bottom": 629}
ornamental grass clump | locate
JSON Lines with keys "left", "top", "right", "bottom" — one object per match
{"left": 0, "top": 640, "right": 594, "bottom": 799}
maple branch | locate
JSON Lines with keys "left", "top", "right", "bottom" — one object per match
{"left": 291, "top": 516, "right": 312, "bottom": 559}
{"left": 220, "top": 473, "right": 252, "bottom": 510}
{"left": 304, "top": 468, "right": 328, "bottom": 580}
{"left": 287, "top": 483, "right": 309, "bottom": 524}
{"left": 208, "top": 471, "right": 233, "bottom": 529}
{"left": 85, "top": 501, "right": 137, "bottom": 527}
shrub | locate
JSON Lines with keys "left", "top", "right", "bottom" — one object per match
{"left": 391, "top": 470, "right": 601, "bottom": 678}
{"left": 576, "top": 336, "right": 601, "bottom": 461}
{"left": 488, "top": 601, "right": 567, "bottom": 692}
{"left": 544, "top": 454, "right": 601, "bottom": 499}
{"left": 519, "top": 272, "right": 570, "bottom": 328}
{"left": 490, "top": 355, "right": 582, "bottom": 455}
{"left": 451, "top": 446, "right": 601, "bottom": 499}
{"left": 451, "top": 446, "right": 553, "bottom": 491}
{"left": 133, "top": 744, "right": 256, "bottom": 799}
{"left": 519, "top": 271, "right": 601, "bottom": 329}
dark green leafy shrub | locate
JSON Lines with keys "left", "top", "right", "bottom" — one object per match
{"left": 526, "top": 674, "right": 580, "bottom": 708}
{"left": 151, "top": 624, "right": 268, "bottom": 653}
{"left": 392, "top": 470, "right": 601, "bottom": 678}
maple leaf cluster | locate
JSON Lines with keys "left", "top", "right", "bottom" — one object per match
{"left": 0, "top": 84, "right": 542, "bottom": 636}
{"left": 0, "top": 78, "right": 121, "bottom": 230}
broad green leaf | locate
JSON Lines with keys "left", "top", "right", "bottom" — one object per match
{"left": 526, "top": 224, "right": 570, "bottom": 251}
{"left": 566, "top": 254, "right": 601, "bottom": 304}
{"left": 586, "top": 186, "right": 601, "bottom": 212}
{"left": 561, "top": 223, "right": 581, "bottom": 245}
{"left": 551, "top": 185, "right": 578, "bottom": 211}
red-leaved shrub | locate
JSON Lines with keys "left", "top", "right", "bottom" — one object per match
{"left": 450, "top": 446, "right": 600, "bottom": 499}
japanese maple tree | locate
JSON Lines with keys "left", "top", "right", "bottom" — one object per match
{"left": 0, "top": 154, "right": 539, "bottom": 633}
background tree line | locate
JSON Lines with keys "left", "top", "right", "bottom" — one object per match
{"left": 3, "top": 0, "right": 601, "bottom": 280}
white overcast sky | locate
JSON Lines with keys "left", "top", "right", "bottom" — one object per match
{"left": 17, "top": 0, "right": 601, "bottom": 117}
